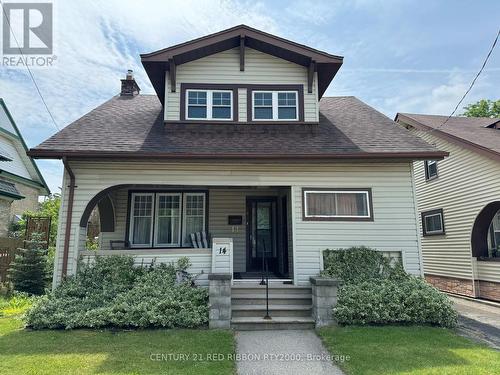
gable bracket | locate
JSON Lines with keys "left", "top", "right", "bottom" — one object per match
{"left": 307, "top": 60, "right": 316, "bottom": 93}
{"left": 239, "top": 35, "right": 245, "bottom": 71}
{"left": 169, "top": 58, "right": 176, "bottom": 92}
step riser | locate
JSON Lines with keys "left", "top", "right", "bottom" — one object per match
{"left": 232, "top": 298, "right": 312, "bottom": 306}
{"left": 231, "top": 288, "right": 312, "bottom": 295}
{"left": 231, "top": 322, "right": 315, "bottom": 331}
{"left": 232, "top": 309, "right": 311, "bottom": 318}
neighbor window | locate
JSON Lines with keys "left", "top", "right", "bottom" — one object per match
{"left": 424, "top": 160, "right": 438, "bottom": 180}
{"left": 186, "top": 90, "right": 232, "bottom": 120}
{"left": 252, "top": 91, "right": 298, "bottom": 121}
{"left": 303, "top": 189, "right": 372, "bottom": 221}
{"left": 421, "top": 209, "right": 445, "bottom": 236}
{"left": 129, "top": 192, "right": 206, "bottom": 247}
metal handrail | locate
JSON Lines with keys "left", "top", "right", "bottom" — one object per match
{"left": 259, "top": 240, "right": 271, "bottom": 320}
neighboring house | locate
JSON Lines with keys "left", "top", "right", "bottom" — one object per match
{"left": 28, "top": 25, "right": 445, "bottom": 294}
{"left": 396, "top": 113, "right": 500, "bottom": 302}
{"left": 0, "top": 99, "right": 49, "bottom": 236}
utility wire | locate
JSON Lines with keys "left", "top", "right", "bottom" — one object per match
{"left": 1, "top": 0, "right": 61, "bottom": 131}
{"left": 429, "top": 28, "right": 499, "bottom": 133}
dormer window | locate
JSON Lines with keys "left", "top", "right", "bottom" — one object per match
{"left": 186, "top": 89, "right": 233, "bottom": 120}
{"left": 252, "top": 91, "right": 298, "bottom": 121}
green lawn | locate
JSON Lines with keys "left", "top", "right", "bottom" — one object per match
{"left": 0, "top": 297, "right": 235, "bottom": 375}
{"left": 318, "top": 325, "right": 500, "bottom": 375}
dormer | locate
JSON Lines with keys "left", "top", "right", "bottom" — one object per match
{"left": 141, "top": 25, "right": 343, "bottom": 124}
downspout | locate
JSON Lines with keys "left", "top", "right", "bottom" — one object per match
{"left": 61, "top": 157, "right": 76, "bottom": 278}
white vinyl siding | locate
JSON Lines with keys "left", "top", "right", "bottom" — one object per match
{"left": 165, "top": 47, "right": 318, "bottom": 122}
{"left": 408, "top": 127, "right": 500, "bottom": 283}
{"left": 0, "top": 135, "right": 32, "bottom": 179}
{"left": 54, "top": 161, "right": 421, "bottom": 286}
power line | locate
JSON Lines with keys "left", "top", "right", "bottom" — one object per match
{"left": 429, "top": 28, "right": 499, "bottom": 133}
{"left": 1, "top": 0, "right": 61, "bottom": 131}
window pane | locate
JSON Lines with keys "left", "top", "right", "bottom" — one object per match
{"left": 188, "top": 106, "right": 207, "bottom": 118}
{"left": 188, "top": 91, "right": 206, "bottom": 105}
{"left": 425, "top": 214, "right": 443, "bottom": 232}
{"left": 278, "top": 107, "right": 297, "bottom": 119}
{"left": 278, "top": 92, "right": 296, "bottom": 106}
{"left": 213, "top": 92, "right": 231, "bottom": 106}
{"left": 306, "top": 192, "right": 369, "bottom": 217}
{"left": 427, "top": 161, "right": 437, "bottom": 178}
{"left": 254, "top": 107, "right": 273, "bottom": 119}
{"left": 132, "top": 195, "right": 152, "bottom": 245}
{"left": 156, "top": 195, "right": 180, "bottom": 245}
{"left": 213, "top": 106, "right": 231, "bottom": 119}
{"left": 254, "top": 92, "right": 272, "bottom": 106}
{"left": 183, "top": 194, "right": 205, "bottom": 245}
{"left": 133, "top": 217, "right": 151, "bottom": 245}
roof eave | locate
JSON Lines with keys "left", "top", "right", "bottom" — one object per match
{"left": 27, "top": 149, "right": 448, "bottom": 161}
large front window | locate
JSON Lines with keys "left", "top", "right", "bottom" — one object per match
{"left": 186, "top": 90, "right": 232, "bottom": 120}
{"left": 303, "top": 189, "right": 373, "bottom": 221}
{"left": 129, "top": 192, "right": 206, "bottom": 248}
{"left": 252, "top": 91, "right": 298, "bottom": 121}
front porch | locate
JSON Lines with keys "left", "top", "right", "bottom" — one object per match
{"left": 80, "top": 185, "right": 294, "bottom": 285}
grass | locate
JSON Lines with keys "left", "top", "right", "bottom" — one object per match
{"left": 0, "top": 296, "right": 236, "bottom": 375}
{"left": 318, "top": 325, "right": 500, "bottom": 375}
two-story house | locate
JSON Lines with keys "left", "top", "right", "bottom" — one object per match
{"left": 396, "top": 113, "right": 500, "bottom": 302}
{"left": 28, "top": 26, "right": 446, "bottom": 327}
{"left": 0, "top": 99, "right": 49, "bottom": 236}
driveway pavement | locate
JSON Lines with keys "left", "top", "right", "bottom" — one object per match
{"left": 450, "top": 296, "right": 500, "bottom": 349}
{"left": 235, "top": 330, "right": 345, "bottom": 375}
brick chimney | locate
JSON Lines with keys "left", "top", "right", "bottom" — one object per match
{"left": 120, "top": 70, "right": 140, "bottom": 96}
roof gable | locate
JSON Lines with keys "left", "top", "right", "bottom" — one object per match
{"left": 141, "top": 25, "right": 343, "bottom": 103}
{"left": 0, "top": 99, "right": 50, "bottom": 194}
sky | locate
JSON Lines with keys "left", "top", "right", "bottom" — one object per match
{"left": 0, "top": 0, "right": 499, "bottom": 195}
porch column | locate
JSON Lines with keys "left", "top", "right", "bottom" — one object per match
{"left": 310, "top": 276, "right": 341, "bottom": 328}
{"left": 208, "top": 273, "right": 232, "bottom": 329}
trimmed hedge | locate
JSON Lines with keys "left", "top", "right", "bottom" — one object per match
{"left": 24, "top": 256, "right": 208, "bottom": 329}
{"left": 322, "top": 247, "right": 457, "bottom": 328}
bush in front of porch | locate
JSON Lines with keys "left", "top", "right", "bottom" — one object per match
{"left": 321, "top": 247, "right": 457, "bottom": 328}
{"left": 24, "top": 256, "right": 209, "bottom": 329}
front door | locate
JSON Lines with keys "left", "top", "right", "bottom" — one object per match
{"left": 246, "top": 197, "right": 279, "bottom": 275}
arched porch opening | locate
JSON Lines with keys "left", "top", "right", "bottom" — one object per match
{"left": 471, "top": 201, "right": 500, "bottom": 259}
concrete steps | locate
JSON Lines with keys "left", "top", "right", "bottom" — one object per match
{"left": 231, "top": 284, "right": 314, "bottom": 330}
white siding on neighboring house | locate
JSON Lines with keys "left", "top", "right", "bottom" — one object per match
{"left": 54, "top": 161, "right": 421, "bottom": 286}
{"left": 164, "top": 47, "right": 318, "bottom": 122}
{"left": 410, "top": 129, "right": 500, "bottom": 283}
{"left": 0, "top": 135, "right": 32, "bottom": 179}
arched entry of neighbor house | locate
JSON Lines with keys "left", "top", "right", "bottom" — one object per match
{"left": 471, "top": 201, "right": 500, "bottom": 259}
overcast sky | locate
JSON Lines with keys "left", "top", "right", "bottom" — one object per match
{"left": 1, "top": 0, "right": 499, "bottom": 194}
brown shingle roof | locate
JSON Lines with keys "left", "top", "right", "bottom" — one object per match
{"left": 396, "top": 113, "right": 500, "bottom": 157}
{"left": 28, "top": 95, "right": 446, "bottom": 160}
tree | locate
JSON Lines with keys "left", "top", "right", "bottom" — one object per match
{"left": 462, "top": 99, "right": 500, "bottom": 118}
{"left": 8, "top": 233, "right": 48, "bottom": 295}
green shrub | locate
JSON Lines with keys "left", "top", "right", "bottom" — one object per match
{"left": 24, "top": 256, "right": 208, "bottom": 329}
{"left": 333, "top": 277, "right": 457, "bottom": 328}
{"left": 0, "top": 292, "right": 36, "bottom": 317}
{"left": 8, "top": 233, "right": 49, "bottom": 295}
{"left": 321, "top": 246, "right": 407, "bottom": 284}
{"left": 321, "top": 246, "right": 457, "bottom": 328}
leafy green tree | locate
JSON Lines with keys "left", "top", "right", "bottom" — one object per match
{"left": 462, "top": 99, "right": 500, "bottom": 118}
{"left": 8, "top": 233, "right": 49, "bottom": 295}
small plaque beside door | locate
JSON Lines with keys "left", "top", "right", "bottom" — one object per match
{"left": 228, "top": 215, "right": 243, "bottom": 225}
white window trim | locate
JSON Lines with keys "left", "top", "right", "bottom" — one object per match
{"left": 182, "top": 193, "right": 206, "bottom": 246}
{"left": 252, "top": 91, "right": 299, "bottom": 121}
{"left": 154, "top": 193, "right": 182, "bottom": 247}
{"left": 423, "top": 212, "right": 444, "bottom": 234}
{"left": 425, "top": 160, "right": 438, "bottom": 180}
{"left": 129, "top": 193, "right": 155, "bottom": 247}
{"left": 185, "top": 89, "right": 233, "bottom": 121}
{"left": 303, "top": 190, "right": 371, "bottom": 219}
